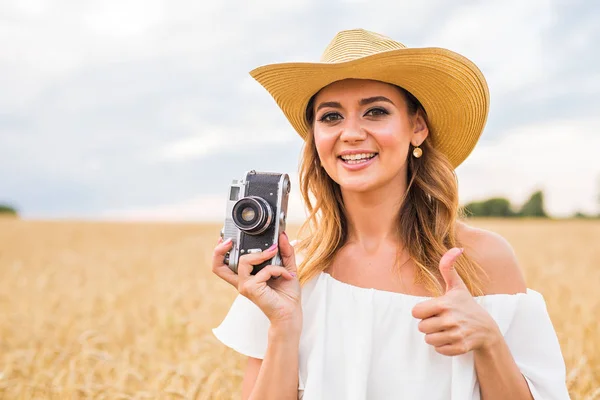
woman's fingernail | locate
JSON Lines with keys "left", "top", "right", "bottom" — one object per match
{"left": 217, "top": 237, "right": 223, "bottom": 244}
{"left": 267, "top": 242, "right": 278, "bottom": 251}
{"left": 291, "top": 272, "right": 297, "bottom": 278}
{"left": 222, "top": 237, "right": 232, "bottom": 245}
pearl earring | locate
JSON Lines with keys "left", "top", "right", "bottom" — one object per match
{"left": 412, "top": 145, "right": 423, "bottom": 158}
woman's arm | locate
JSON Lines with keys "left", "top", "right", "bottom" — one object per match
{"left": 247, "top": 320, "right": 301, "bottom": 400}
{"left": 474, "top": 336, "right": 534, "bottom": 400}
{"left": 464, "top": 226, "right": 533, "bottom": 399}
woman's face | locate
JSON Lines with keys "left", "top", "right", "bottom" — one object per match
{"left": 312, "top": 79, "right": 428, "bottom": 193}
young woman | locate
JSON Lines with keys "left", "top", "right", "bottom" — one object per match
{"left": 211, "top": 29, "right": 569, "bottom": 400}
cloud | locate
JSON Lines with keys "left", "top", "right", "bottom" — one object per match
{"left": 424, "top": 0, "right": 556, "bottom": 94}
{"left": 158, "top": 127, "right": 295, "bottom": 162}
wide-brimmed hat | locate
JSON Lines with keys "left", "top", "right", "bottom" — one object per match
{"left": 250, "top": 29, "right": 489, "bottom": 168}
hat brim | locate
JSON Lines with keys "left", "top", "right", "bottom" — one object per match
{"left": 250, "top": 47, "right": 489, "bottom": 168}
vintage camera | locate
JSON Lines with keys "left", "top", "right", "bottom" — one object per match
{"left": 220, "top": 170, "right": 290, "bottom": 275}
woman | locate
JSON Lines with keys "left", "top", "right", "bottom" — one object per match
{"left": 211, "top": 29, "right": 569, "bottom": 399}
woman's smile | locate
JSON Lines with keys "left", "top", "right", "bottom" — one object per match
{"left": 338, "top": 151, "right": 379, "bottom": 171}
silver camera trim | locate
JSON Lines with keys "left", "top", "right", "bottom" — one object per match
{"left": 270, "top": 173, "right": 289, "bottom": 267}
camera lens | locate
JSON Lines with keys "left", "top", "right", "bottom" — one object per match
{"left": 232, "top": 196, "right": 273, "bottom": 234}
{"left": 241, "top": 207, "right": 255, "bottom": 222}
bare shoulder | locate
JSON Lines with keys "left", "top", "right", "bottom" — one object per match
{"left": 456, "top": 221, "right": 527, "bottom": 295}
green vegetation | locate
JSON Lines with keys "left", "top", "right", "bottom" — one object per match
{"left": 518, "top": 190, "right": 548, "bottom": 218}
{"left": 463, "top": 190, "right": 549, "bottom": 218}
{"left": 0, "top": 204, "right": 18, "bottom": 217}
{"left": 571, "top": 211, "right": 599, "bottom": 219}
{"left": 463, "top": 197, "right": 516, "bottom": 217}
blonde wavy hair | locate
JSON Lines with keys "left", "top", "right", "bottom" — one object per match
{"left": 294, "top": 83, "right": 487, "bottom": 297}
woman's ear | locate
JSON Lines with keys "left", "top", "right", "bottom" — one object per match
{"left": 412, "top": 111, "right": 429, "bottom": 145}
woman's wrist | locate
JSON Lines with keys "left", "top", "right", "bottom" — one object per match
{"left": 476, "top": 323, "right": 503, "bottom": 355}
{"left": 269, "top": 314, "right": 303, "bottom": 340}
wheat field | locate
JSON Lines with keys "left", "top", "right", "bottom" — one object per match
{"left": 0, "top": 218, "right": 598, "bottom": 399}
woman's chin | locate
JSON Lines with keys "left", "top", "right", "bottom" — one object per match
{"left": 337, "top": 177, "right": 380, "bottom": 193}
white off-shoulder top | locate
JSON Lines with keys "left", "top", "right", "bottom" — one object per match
{"left": 212, "top": 271, "right": 570, "bottom": 399}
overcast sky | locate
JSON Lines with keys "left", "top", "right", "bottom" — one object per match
{"left": 1, "top": 0, "right": 599, "bottom": 222}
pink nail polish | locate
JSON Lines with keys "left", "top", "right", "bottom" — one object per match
{"left": 222, "top": 237, "right": 232, "bottom": 245}
{"left": 267, "top": 242, "right": 278, "bottom": 251}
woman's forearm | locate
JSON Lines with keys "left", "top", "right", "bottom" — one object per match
{"left": 474, "top": 334, "right": 534, "bottom": 400}
{"left": 249, "top": 322, "right": 301, "bottom": 400}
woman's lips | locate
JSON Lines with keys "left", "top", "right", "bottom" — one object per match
{"left": 338, "top": 154, "right": 378, "bottom": 171}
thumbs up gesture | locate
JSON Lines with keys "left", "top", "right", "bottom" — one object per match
{"left": 411, "top": 248, "right": 501, "bottom": 356}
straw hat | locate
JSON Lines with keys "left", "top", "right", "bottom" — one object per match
{"left": 250, "top": 29, "right": 490, "bottom": 168}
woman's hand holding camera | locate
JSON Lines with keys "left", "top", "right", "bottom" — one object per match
{"left": 212, "top": 231, "right": 302, "bottom": 331}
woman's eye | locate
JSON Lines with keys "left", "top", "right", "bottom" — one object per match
{"left": 365, "top": 107, "right": 388, "bottom": 117}
{"left": 319, "top": 112, "right": 342, "bottom": 122}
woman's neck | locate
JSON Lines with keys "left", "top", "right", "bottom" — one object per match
{"left": 341, "top": 176, "right": 407, "bottom": 253}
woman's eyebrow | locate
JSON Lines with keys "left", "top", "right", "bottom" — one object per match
{"left": 315, "top": 101, "right": 342, "bottom": 112}
{"left": 359, "top": 96, "right": 395, "bottom": 106}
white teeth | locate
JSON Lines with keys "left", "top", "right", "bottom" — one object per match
{"left": 346, "top": 159, "right": 370, "bottom": 164}
{"left": 340, "top": 152, "right": 376, "bottom": 161}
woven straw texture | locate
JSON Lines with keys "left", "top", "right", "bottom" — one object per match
{"left": 250, "top": 29, "right": 490, "bottom": 168}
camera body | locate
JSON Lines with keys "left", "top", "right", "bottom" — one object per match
{"left": 221, "top": 170, "right": 290, "bottom": 275}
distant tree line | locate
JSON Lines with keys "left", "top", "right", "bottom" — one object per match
{"left": 463, "top": 190, "right": 547, "bottom": 218}
{"left": 463, "top": 190, "right": 599, "bottom": 219}
{"left": 0, "top": 204, "right": 18, "bottom": 217}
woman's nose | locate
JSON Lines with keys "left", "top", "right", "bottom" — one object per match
{"left": 339, "top": 118, "right": 366, "bottom": 142}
